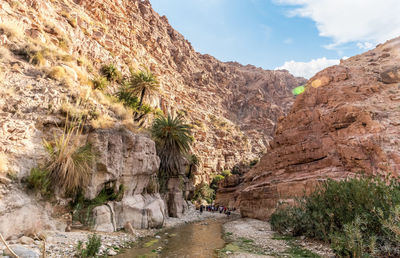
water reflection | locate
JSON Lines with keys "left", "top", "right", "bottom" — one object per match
{"left": 117, "top": 219, "right": 225, "bottom": 258}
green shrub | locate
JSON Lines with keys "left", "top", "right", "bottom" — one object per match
{"left": 27, "top": 167, "right": 51, "bottom": 197}
{"left": 193, "top": 183, "right": 215, "bottom": 204}
{"left": 100, "top": 64, "right": 122, "bottom": 82}
{"left": 270, "top": 176, "right": 400, "bottom": 257}
{"left": 213, "top": 175, "right": 225, "bottom": 183}
{"left": 231, "top": 165, "right": 241, "bottom": 175}
{"left": 116, "top": 88, "right": 140, "bottom": 109}
{"left": 91, "top": 76, "right": 109, "bottom": 90}
{"left": 221, "top": 170, "right": 232, "bottom": 177}
{"left": 76, "top": 234, "right": 102, "bottom": 257}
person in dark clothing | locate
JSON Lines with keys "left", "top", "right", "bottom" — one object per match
{"left": 200, "top": 205, "right": 204, "bottom": 214}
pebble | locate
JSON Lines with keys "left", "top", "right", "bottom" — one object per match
{"left": 18, "top": 236, "right": 34, "bottom": 245}
{"left": 155, "top": 235, "right": 161, "bottom": 239}
{"left": 108, "top": 249, "right": 117, "bottom": 256}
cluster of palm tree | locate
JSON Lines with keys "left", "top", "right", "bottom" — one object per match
{"left": 120, "top": 67, "right": 198, "bottom": 191}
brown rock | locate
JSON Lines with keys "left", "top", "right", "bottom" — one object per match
{"left": 239, "top": 36, "right": 400, "bottom": 221}
{"left": 380, "top": 65, "right": 400, "bottom": 83}
{"left": 124, "top": 222, "right": 135, "bottom": 234}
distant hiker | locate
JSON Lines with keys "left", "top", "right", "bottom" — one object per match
{"left": 200, "top": 205, "right": 204, "bottom": 214}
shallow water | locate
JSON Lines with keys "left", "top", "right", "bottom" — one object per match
{"left": 117, "top": 219, "right": 226, "bottom": 258}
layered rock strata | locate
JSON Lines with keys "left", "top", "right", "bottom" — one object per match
{"left": 0, "top": 0, "right": 305, "bottom": 184}
{"left": 239, "top": 37, "right": 400, "bottom": 220}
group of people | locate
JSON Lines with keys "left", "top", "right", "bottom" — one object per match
{"left": 199, "top": 204, "right": 235, "bottom": 216}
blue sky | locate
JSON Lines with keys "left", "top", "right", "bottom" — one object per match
{"left": 150, "top": 0, "right": 400, "bottom": 78}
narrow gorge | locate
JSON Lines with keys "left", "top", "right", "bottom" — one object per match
{"left": 0, "top": 0, "right": 399, "bottom": 257}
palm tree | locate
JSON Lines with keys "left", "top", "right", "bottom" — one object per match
{"left": 127, "top": 68, "right": 159, "bottom": 109}
{"left": 151, "top": 114, "right": 193, "bottom": 191}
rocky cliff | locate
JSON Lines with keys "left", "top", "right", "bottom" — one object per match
{"left": 0, "top": 0, "right": 305, "bottom": 184}
{"left": 0, "top": 0, "right": 305, "bottom": 237}
{"left": 238, "top": 37, "right": 400, "bottom": 220}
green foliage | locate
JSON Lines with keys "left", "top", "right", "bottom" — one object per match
{"left": 285, "top": 245, "right": 320, "bottom": 258}
{"left": 221, "top": 170, "right": 232, "bottom": 177}
{"left": 27, "top": 167, "right": 51, "bottom": 197}
{"left": 193, "top": 183, "right": 215, "bottom": 204}
{"left": 249, "top": 159, "right": 259, "bottom": 167}
{"left": 213, "top": 175, "right": 225, "bottom": 183}
{"left": 126, "top": 68, "right": 159, "bottom": 108}
{"left": 270, "top": 176, "right": 400, "bottom": 257}
{"left": 92, "top": 76, "right": 109, "bottom": 90}
{"left": 231, "top": 165, "right": 241, "bottom": 175}
{"left": 116, "top": 87, "right": 140, "bottom": 108}
{"left": 72, "top": 183, "right": 124, "bottom": 226}
{"left": 100, "top": 64, "right": 122, "bottom": 82}
{"left": 151, "top": 113, "right": 193, "bottom": 192}
{"left": 76, "top": 234, "right": 102, "bottom": 257}
{"left": 116, "top": 85, "right": 156, "bottom": 123}
{"left": 210, "top": 174, "right": 225, "bottom": 192}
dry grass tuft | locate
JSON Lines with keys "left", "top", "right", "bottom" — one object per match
{"left": 122, "top": 119, "right": 138, "bottom": 132}
{"left": 0, "top": 153, "right": 8, "bottom": 175}
{"left": 0, "top": 47, "right": 10, "bottom": 60}
{"left": 43, "top": 118, "right": 95, "bottom": 195}
{"left": 48, "top": 66, "right": 66, "bottom": 80}
{"left": 110, "top": 102, "right": 132, "bottom": 120}
{"left": 60, "top": 102, "right": 89, "bottom": 119}
{"left": 0, "top": 19, "right": 24, "bottom": 40}
{"left": 91, "top": 114, "right": 115, "bottom": 129}
{"left": 78, "top": 85, "right": 92, "bottom": 101}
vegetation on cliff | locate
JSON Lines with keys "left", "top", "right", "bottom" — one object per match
{"left": 270, "top": 176, "right": 400, "bottom": 257}
{"left": 151, "top": 113, "right": 193, "bottom": 192}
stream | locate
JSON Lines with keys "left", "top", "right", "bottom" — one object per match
{"left": 116, "top": 219, "right": 226, "bottom": 258}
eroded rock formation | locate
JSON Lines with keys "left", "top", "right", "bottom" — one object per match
{"left": 239, "top": 37, "right": 400, "bottom": 220}
{"left": 0, "top": 0, "right": 304, "bottom": 236}
{"left": 87, "top": 129, "right": 166, "bottom": 231}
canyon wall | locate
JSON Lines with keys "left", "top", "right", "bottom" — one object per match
{"left": 0, "top": 0, "right": 305, "bottom": 184}
{"left": 0, "top": 0, "right": 305, "bottom": 235}
{"left": 238, "top": 37, "right": 400, "bottom": 220}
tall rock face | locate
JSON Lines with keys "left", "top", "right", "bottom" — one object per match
{"left": 239, "top": 37, "right": 400, "bottom": 220}
{"left": 0, "top": 0, "right": 305, "bottom": 185}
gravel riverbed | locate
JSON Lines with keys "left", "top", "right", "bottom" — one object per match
{"left": 1, "top": 209, "right": 334, "bottom": 257}
{"left": 0, "top": 205, "right": 229, "bottom": 257}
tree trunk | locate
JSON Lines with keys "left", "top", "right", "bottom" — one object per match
{"left": 138, "top": 88, "right": 146, "bottom": 108}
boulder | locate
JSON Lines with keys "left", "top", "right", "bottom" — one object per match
{"left": 18, "top": 236, "right": 34, "bottom": 245}
{"left": 165, "top": 177, "right": 188, "bottom": 218}
{"left": 114, "top": 194, "right": 165, "bottom": 229}
{"left": 87, "top": 129, "right": 166, "bottom": 230}
{"left": 92, "top": 204, "right": 115, "bottom": 233}
{"left": 4, "top": 245, "right": 40, "bottom": 258}
{"left": 86, "top": 128, "right": 160, "bottom": 199}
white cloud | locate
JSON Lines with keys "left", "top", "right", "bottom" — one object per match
{"left": 274, "top": 0, "right": 400, "bottom": 49}
{"left": 275, "top": 57, "right": 340, "bottom": 79}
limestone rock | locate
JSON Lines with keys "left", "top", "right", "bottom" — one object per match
{"left": 92, "top": 205, "right": 115, "bottom": 233}
{"left": 4, "top": 245, "right": 40, "bottom": 258}
{"left": 88, "top": 129, "right": 166, "bottom": 230}
{"left": 114, "top": 194, "right": 166, "bottom": 229}
{"left": 239, "top": 37, "right": 400, "bottom": 220}
{"left": 86, "top": 128, "right": 160, "bottom": 200}
{"left": 18, "top": 236, "right": 34, "bottom": 245}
